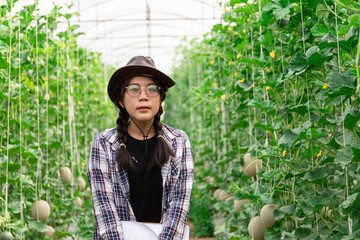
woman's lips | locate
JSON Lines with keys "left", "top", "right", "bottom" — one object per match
{"left": 137, "top": 107, "right": 150, "bottom": 112}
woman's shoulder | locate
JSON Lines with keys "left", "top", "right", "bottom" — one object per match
{"left": 93, "top": 127, "right": 118, "bottom": 144}
{"left": 161, "top": 123, "right": 189, "bottom": 141}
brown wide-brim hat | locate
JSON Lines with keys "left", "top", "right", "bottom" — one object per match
{"left": 107, "top": 56, "right": 176, "bottom": 104}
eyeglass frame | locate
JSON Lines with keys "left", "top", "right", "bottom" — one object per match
{"left": 124, "top": 84, "right": 162, "bottom": 98}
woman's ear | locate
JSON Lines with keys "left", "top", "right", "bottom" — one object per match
{"left": 118, "top": 100, "right": 124, "bottom": 108}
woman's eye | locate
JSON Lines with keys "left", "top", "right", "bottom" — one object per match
{"left": 147, "top": 86, "right": 157, "bottom": 92}
{"left": 129, "top": 87, "right": 139, "bottom": 92}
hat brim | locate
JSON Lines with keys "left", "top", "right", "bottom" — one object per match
{"left": 107, "top": 65, "right": 175, "bottom": 104}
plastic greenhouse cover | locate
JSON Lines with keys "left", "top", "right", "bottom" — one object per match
{"left": 10, "top": 0, "right": 226, "bottom": 74}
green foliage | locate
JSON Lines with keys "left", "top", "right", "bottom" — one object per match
{"left": 0, "top": 2, "right": 115, "bottom": 239}
{"left": 167, "top": 0, "right": 360, "bottom": 238}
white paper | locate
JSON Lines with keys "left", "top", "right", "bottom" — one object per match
{"left": 121, "top": 221, "right": 189, "bottom": 240}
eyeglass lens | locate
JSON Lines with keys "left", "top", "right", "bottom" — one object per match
{"left": 126, "top": 84, "right": 160, "bottom": 98}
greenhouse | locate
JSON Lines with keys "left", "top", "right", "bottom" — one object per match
{"left": 1, "top": 0, "right": 360, "bottom": 239}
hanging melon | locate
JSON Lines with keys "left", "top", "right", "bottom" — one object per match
{"left": 0, "top": 231, "right": 14, "bottom": 240}
{"left": 31, "top": 200, "right": 51, "bottom": 221}
{"left": 75, "top": 197, "right": 83, "bottom": 208}
{"left": 59, "top": 167, "right": 72, "bottom": 183}
{"left": 43, "top": 225, "right": 55, "bottom": 239}
{"left": 260, "top": 204, "right": 278, "bottom": 228}
{"left": 234, "top": 199, "right": 251, "bottom": 212}
{"left": 248, "top": 216, "right": 266, "bottom": 240}
{"left": 77, "top": 177, "right": 86, "bottom": 191}
{"left": 243, "top": 157, "right": 262, "bottom": 177}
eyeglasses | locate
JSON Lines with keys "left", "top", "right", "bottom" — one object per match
{"left": 125, "top": 84, "right": 161, "bottom": 98}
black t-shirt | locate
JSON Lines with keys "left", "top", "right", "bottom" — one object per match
{"left": 126, "top": 134, "right": 163, "bottom": 223}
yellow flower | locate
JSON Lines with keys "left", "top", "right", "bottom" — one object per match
{"left": 341, "top": 66, "right": 345, "bottom": 70}
{"left": 61, "top": 101, "right": 65, "bottom": 106}
{"left": 243, "top": 28, "right": 246, "bottom": 33}
{"left": 234, "top": 72, "right": 238, "bottom": 76}
{"left": 228, "top": 62, "right": 232, "bottom": 65}
{"left": 239, "top": 78, "right": 245, "bottom": 83}
{"left": 323, "top": 83, "right": 328, "bottom": 89}
{"left": 216, "top": 107, "right": 220, "bottom": 112}
{"left": 195, "top": 195, "right": 199, "bottom": 198}
{"left": 93, "top": 90, "right": 97, "bottom": 94}
{"left": 94, "top": 97, "right": 99, "bottom": 101}
{"left": 317, "top": 151, "right": 322, "bottom": 158}
{"left": 266, "top": 86, "right": 271, "bottom": 91}
{"left": 223, "top": 7, "right": 227, "bottom": 12}
{"left": 328, "top": 134, "right": 332, "bottom": 137}
{"left": 221, "top": 94, "right": 226, "bottom": 100}
{"left": 283, "top": 150, "right": 286, "bottom": 157}
{"left": 212, "top": 82, "right": 217, "bottom": 87}
{"left": 288, "top": 124, "right": 291, "bottom": 127}
{"left": 98, "top": 111, "right": 102, "bottom": 115}
{"left": 10, "top": 48, "right": 13, "bottom": 52}
{"left": 234, "top": 31, "right": 239, "bottom": 35}
{"left": 343, "top": 34, "right": 347, "bottom": 38}
{"left": 237, "top": 53, "right": 240, "bottom": 59}
{"left": 267, "top": 130, "right": 271, "bottom": 134}
{"left": 42, "top": 76, "right": 47, "bottom": 81}
{"left": 81, "top": 162, "right": 85, "bottom": 167}
{"left": 236, "top": 3, "right": 241, "bottom": 6}
{"left": 314, "top": 123, "right": 318, "bottom": 127}
{"left": 289, "top": 56, "right": 292, "bottom": 59}
{"left": 95, "top": 59, "right": 99, "bottom": 63}
{"left": 78, "top": 101, "right": 82, "bottom": 105}
{"left": 308, "top": 165, "right": 311, "bottom": 168}
{"left": 227, "top": 40, "right": 230, "bottom": 43}
{"left": 209, "top": 60, "right": 214, "bottom": 65}
{"left": 228, "top": 27, "right": 233, "bottom": 31}
{"left": 73, "top": 66, "right": 78, "bottom": 70}
{"left": 265, "top": 67, "right": 270, "bottom": 72}
{"left": 270, "top": 50, "right": 275, "bottom": 59}
{"left": 350, "top": 64, "right": 353, "bottom": 67}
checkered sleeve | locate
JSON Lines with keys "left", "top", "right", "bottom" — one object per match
{"left": 87, "top": 133, "right": 124, "bottom": 240}
{"left": 158, "top": 132, "right": 194, "bottom": 240}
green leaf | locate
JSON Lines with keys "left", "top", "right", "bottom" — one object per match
{"left": 343, "top": 106, "right": 360, "bottom": 130}
{"left": 334, "top": 146, "right": 353, "bottom": 168}
{"left": 278, "top": 122, "right": 311, "bottom": 147}
{"left": 306, "top": 46, "right": 322, "bottom": 67}
{"left": 274, "top": 204, "right": 296, "bottom": 219}
{"left": 289, "top": 51, "right": 308, "bottom": 73}
{"left": 294, "top": 227, "right": 312, "bottom": 238}
{"left": 318, "top": 32, "right": 337, "bottom": 49}
{"left": 302, "top": 167, "right": 329, "bottom": 183}
{"left": 28, "top": 221, "right": 50, "bottom": 232}
{"left": 311, "top": 24, "right": 331, "bottom": 37}
{"left": 340, "top": 193, "right": 360, "bottom": 213}
{"left": 326, "top": 72, "right": 356, "bottom": 97}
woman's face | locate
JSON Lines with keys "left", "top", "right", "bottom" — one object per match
{"left": 119, "top": 76, "right": 161, "bottom": 123}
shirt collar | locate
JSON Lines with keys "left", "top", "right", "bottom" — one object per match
{"left": 108, "top": 123, "right": 181, "bottom": 151}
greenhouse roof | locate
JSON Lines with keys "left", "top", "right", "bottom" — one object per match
{"left": 13, "top": 0, "right": 225, "bottom": 74}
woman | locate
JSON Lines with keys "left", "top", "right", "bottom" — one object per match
{"left": 87, "top": 56, "right": 194, "bottom": 240}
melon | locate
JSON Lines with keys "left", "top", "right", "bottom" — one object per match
{"left": 260, "top": 204, "right": 278, "bottom": 228}
{"left": 218, "top": 190, "right": 228, "bottom": 201}
{"left": 225, "top": 196, "right": 235, "bottom": 202}
{"left": 43, "top": 226, "right": 55, "bottom": 239}
{"left": 244, "top": 153, "right": 251, "bottom": 162}
{"left": 243, "top": 158, "right": 262, "bottom": 177}
{"left": 77, "top": 177, "right": 86, "bottom": 191}
{"left": 31, "top": 200, "right": 51, "bottom": 221}
{"left": 0, "top": 231, "right": 14, "bottom": 240}
{"left": 234, "top": 199, "right": 251, "bottom": 212}
{"left": 59, "top": 167, "right": 72, "bottom": 183}
{"left": 213, "top": 189, "right": 221, "bottom": 199}
{"left": 248, "top": 216, "right": 266, "bottom": 240}
{"left": 75, "top": 197, "right": 83, "bottom": 207}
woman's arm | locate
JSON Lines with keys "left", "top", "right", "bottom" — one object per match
{"left": 158, "top": 132, "right": 194, "bottom": 240}
{"left": 88, "top": 133, "right": 124, "bottom": 240}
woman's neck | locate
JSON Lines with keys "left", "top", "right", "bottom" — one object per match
{"left": 127, "top": 119, "right": 156, "bottom": 140}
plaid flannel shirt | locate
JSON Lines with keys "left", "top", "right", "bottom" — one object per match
{"left": 87, "top": 124, "right": 194, "bottom": 240}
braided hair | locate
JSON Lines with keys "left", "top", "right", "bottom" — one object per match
{"left": 114, "top": 77, "right": 175, "bottom": 172}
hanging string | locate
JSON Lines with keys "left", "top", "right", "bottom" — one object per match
{"left": 18, "top": 8, "right": 24, "bottom": 237}
{"left": 5, "top": 0, "right": 13, "bottom": 222}
{"left": 45, "top": 16, "right": 50, "bottom": 204}
{"left": 334, "top": 2, "right": 352, "bottom": 235}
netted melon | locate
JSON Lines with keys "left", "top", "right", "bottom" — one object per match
{"left": 31, "top": 200, "right": 51, "bottom": 220}
{"left": 260, "top": 204, "right": 277, "bottom": 228}
{"left": 248, "top": 216, "right": 266, "bottom": 240}
{"left": 59, "top": 167, "right": 72, "bottom": 183}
